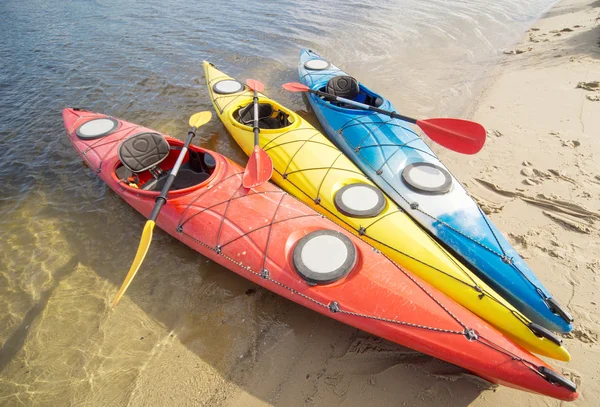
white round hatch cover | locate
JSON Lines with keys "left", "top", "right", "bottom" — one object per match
{"left": 76, "top": 118, "right": 118, "bottom": 140}
{"left": 304, "top": 59, "right": 330, "bottom": 71}
{"left": 401, "top": 162, "right": 452, "bottom": 194}
{"left": 334, "top": 183, "right": 385, "bottom": 218}
{"left": 213, "top": 79, "right": 244, "bottom": 95}
{"left": 293, "top": 230, "right": 356, "bottom": 285}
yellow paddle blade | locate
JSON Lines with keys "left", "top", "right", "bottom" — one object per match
{"left": 189, "top": 111, "right": 212, "bottom": 128}
{"left": 111, "top": 220, "right": 155, "bottom": 308}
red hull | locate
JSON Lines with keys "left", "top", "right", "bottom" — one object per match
{"left": 62, "top": 108, "right": 577, "bottom": 401}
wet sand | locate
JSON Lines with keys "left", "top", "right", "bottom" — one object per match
{"left": 1, "top": 0, "right": 599, "bottom": 406}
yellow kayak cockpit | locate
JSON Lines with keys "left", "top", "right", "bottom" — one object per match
{"left": 234, "top": 102, "right": 293, "bottom": 129}
{"left": 230, "top": 99, "right": 300, "bottom": 134}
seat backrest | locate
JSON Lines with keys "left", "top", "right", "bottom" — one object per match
{"left": 118, "top": 132, "right": 170, "bottom": 173}
{"left": 326, "top": 76, "right": 360, "bottom": 99}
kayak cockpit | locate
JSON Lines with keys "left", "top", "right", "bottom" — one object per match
{"left": 114, "top": 133, "right": 216, "bottom": 192}
{"left": 318, "top": 76, "right": 384, "bottom": 109}
{"left": 233, "top": 101, "right": 296, "bottom": 130}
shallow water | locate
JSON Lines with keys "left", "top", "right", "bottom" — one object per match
{"left": 0, "top": 0, "right": 556, "bottom": 405}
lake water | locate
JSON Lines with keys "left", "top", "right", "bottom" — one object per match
{"left": 0, "top": 0, "right": 556, "bottom": 405}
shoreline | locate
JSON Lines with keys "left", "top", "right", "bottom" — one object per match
{"left": 0, "top": 1, "right": 597, "bottom": 406}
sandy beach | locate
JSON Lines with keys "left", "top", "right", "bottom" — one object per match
{"left": 0, "top": 0, "right": 598, "bottom": 406}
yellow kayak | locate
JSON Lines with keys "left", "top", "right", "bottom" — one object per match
{"left": 203, "top": 61, "right": 569, "bottom": 362}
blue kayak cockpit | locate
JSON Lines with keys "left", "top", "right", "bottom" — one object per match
{"left": 316, "top": 75, "right": 385, "bottom": 110}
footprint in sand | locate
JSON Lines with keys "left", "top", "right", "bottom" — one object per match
{"left": 561, "top": 139, "right": 581, "bottom": 148}
{"left": 503, "top": 47, "right": 533, "bottom": 55}
{"left": 563, "top": 327, "right": 599, "bottom": 344}
{"left": 471, "top": 195, "right": 504, "bottom": 215}
{"left": 576, "top": 81, "right": 600, "bottom": 91}
{"left": 520, "top": 165, "right": 577, "bottom": 186}
{"left": 487, "top": 129, "right": 503, "bottom": 138}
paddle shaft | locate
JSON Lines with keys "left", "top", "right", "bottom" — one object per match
{"left": 252, "top": 89, "right": 260, "bottom": 145}
{"left": 148, "top": 126, "right": 198, "bottom": 221}
{"left": 309, "top": 88, "right": 417, "bottom": 124}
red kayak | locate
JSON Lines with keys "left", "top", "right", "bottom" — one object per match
{"left": 62, "top": 108, "right": 577, "bottom": 401}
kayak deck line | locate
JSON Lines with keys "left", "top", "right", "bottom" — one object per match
{"left": 63, "top": 107, "right": 578, "bottom": 399}
{"left": 67, "top": 109, "right": 471, "bottom": 338}
{"left": 297, "top": 49, "right": 573, "bottom": 333}
{"left": 203, "top": 62, "right": 570, "bottom": 362}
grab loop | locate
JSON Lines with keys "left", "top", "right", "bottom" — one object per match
{"left": 545, "top": 297, "right": 574, "bottom": 324}
{"left": 538, "top": 366, "right": 577, "bottom": 392}
{"left": 528, "top": 323, "right": 563, "bottom": 346}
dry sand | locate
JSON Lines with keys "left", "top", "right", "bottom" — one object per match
{"left": 1, "top": 0, "right": 598, "bottom": 406}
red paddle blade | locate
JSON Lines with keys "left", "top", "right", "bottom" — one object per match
{"left": 416, "top": 118, "right": 486, "bottom": 155}
{"left": 243, "top": 145, "right": 273, "bottom": 189}
{"left": 246, "top": 79, "right": 264, "bottom": 93}
{"left": 282, "top": 82, "right": 310, "bottom": 92}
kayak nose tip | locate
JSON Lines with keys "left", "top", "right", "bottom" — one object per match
{"left": 61, "top": 107, "right": 80, "bottom": 131}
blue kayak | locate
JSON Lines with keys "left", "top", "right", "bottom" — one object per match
{"left": 297, "top": 49, "right": 573, "bottom": 333}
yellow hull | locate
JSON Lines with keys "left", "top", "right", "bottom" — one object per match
{"left": 203, "top": 61, "right": 569, "bottom": 361}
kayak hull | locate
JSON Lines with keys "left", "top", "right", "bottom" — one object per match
{"left": 297, "top": 49, "right": 572, "bottom": 334}
{"left": 62, "top": 108, "right": 577, "bottom": 401}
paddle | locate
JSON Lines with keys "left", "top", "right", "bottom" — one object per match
{"left": 111, "top": 111, "right": 212, "bottom": 308}
{"left": 282, "top": 82, "right": 486, "bottom": 155}
{"left": 242, "top": 79, "right": 273, "bottom": 188}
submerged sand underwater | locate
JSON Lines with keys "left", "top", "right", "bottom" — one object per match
{"left": 1, "top": 0, "right": 599, "bottom": 405}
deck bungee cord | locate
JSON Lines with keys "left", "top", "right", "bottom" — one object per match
{"left": 204, "top": 62, "right": 569, "bottom": 359}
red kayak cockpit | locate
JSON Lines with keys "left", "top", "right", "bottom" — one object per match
{"left": 114, "top": 134, "right": 217, "bottom": 193}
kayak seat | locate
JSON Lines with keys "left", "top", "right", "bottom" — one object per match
{"left": 236, "top": 103, "right": 290, "bottom": 129}
{"left": 118, "top": 133, "right": 212, "bottom": 191}
{"left": 324, "top": 76, "right": 385, "bottom": 108}
{"left": 326, "top": 76, "right": 360, "bottom": 99}
{"left": 118, "top": 132, "right": 170, "bottom": 173}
